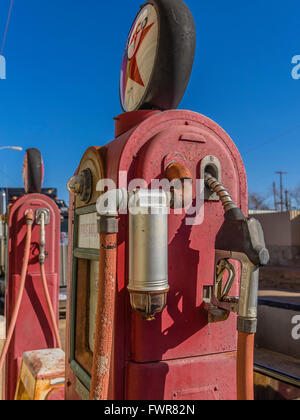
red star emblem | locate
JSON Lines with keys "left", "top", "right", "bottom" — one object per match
{"left": 126, "top": 21, "right": 154, "bottom": 87}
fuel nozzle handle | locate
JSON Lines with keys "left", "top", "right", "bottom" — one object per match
{"left": 205, "top": 173, "right": 270, "bottom": 333}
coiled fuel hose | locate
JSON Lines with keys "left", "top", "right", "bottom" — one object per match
{"left": 205, "top": 173, "right": 255, "bottom": 401}
{"left": 204, "top": 173, "right": 237, "bottom": 212}
{"left": 0, "top": 210, "right": 34, "bottom": 374}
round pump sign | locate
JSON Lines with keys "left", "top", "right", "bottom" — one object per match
{"left": 120, "top": 0, "right": 196, "bottom": 112}
{"left": 120, "top": 4, "right": 158, "bottom": 112}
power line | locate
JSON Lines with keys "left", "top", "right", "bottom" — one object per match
{"left": 245, "top": 123, "right": 300, "bottom": 153}
{"left": 1, "top": 0, "right": 14, "bottom": 56}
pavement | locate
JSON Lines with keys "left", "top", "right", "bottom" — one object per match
{"left": 260, "top": 266, "right": 300, "bottom": 292}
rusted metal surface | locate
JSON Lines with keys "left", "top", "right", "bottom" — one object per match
{"left": 15, "top": 349, "right": 65, "bottom": 400}
{"left": 22, "top": 349, "right": 65, "bottom": 380}
{"left": 165, "top": 160, "right": 193, "bottom": 209}
{"left": 165, "top": 161, "right": 192, "bottom": 181}
{"left": 90, "top": 232, "right": 117, "bottom": 400}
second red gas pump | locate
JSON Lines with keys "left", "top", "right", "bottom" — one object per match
{"left": 1, "top": 149, "right": 62, "bottom": 400}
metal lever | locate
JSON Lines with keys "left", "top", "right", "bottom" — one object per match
{"left": 208, "top": 251, "right": 260, "bottom": 333}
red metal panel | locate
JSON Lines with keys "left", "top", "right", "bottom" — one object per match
{"left": 5, "top": 194, "right": 61, "bottom": 400}
{"left": 106, "top": 110, "right": 247, "bottom": 399}
{"left": 126, "top": 352, "right": 237, "bottom": 400}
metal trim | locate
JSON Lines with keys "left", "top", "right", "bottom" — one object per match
{"left": 254, "top": 363, "right": 300, "bottom": 388}
{"left": 200, "top": 155, "right": 222, "bottom": 202}
{"left": 75, "top": 204, "right": 97, "bottom": 217}
{"left": 258, "top": 298, "right": 300, "bottom": 313}
{"left": 73, "top": 248, "right": 99, "bottom": 261}
{"left": 35, "top": 208, "right": 50, "bottom": 225}
{"left": 70, "top": 361, "right": 91, "bottom": 391}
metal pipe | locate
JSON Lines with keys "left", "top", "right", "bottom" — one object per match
{"left": 90, "top": 219, "right": 118, "bottom": 400}
{"left": 166, "top": 162, "right": 193, "bottom": 209}
{"left": 91, "top": 189, "right": 125, "bottom": 400}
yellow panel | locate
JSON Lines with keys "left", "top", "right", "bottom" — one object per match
{"left": 19, "top": 362, "right": 36, "bottom": 400}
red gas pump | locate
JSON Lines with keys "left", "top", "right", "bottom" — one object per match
{"left": 65, "top": 0, "right": 269, "bottom": 401}
{"left": 1, "top": 149, "right": 61, "bottom": 400}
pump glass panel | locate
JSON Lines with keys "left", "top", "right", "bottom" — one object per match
{"left": 70, "top": 205, "right": 100, "bottom": 390}
{"left": 78, "top": 212, "right": 99, "bottom": 249}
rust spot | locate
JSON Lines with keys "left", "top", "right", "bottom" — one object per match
{"left": 96, "top": 355, "right": 109, "bottom": 377}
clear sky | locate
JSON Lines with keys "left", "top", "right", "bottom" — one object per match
{"left": 0, "top": 0, "right": 299, "bottom": 206}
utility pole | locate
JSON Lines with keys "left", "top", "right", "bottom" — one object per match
{"left": 273, "top": 182, "right": 278, "bottom": 211}
{"left": 276, "top": 171, "right": 288, "bottom": 212}
{"left": 285, "top": 190, "right": 290, "bottom": 212}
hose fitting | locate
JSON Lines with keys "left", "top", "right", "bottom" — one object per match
{"left": 25, "top": 209, "right": 34, "bottom": 225}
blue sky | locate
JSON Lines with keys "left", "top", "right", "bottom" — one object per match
{"left": 0, "top": 0, "right": 299, "bottom": 205}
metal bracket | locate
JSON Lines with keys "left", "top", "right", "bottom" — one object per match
{"left": 98, "top": 217, "right": 119, "bottom": 234}
{"left": 203, "top": 287, "right": 230, "bottom": 323}
{"left": 36, "top": 208, "right": 50, "bottom": 225}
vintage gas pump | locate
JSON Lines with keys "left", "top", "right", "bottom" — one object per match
{"left": 0, "top": 149, "right": 61, "bottom": 400}
{"left": 65, "top": 0, "right": 268, "bottom": 401}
